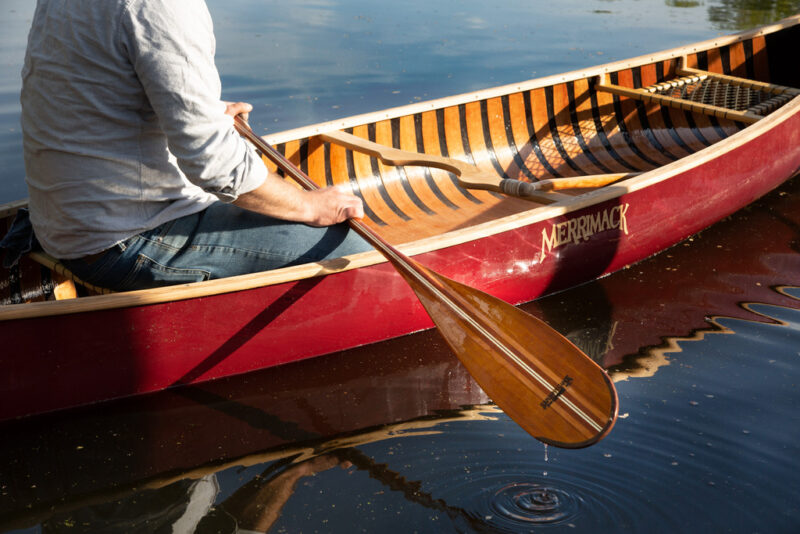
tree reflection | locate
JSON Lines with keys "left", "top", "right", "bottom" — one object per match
{"left": 705, "top": 0, "right": 800, "bottom": 30}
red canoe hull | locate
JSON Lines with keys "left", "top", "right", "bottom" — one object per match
{"left": 3, "top": 100, "right": 799, "bottom": 421}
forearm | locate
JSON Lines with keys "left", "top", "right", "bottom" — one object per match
{"left": 233, "top": 173, "right": 365, "bottom": 227}
{"left": 232, "top": 171, "right": 313, "bottom": 222}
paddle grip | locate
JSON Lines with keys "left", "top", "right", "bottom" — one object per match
{"left": 498, "top": 179, "right": 546, "bottom": 197}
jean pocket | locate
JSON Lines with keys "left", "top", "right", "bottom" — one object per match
{"left": 61, "top": 246, "right": 128, "bottom": 288}
{"left": 118, "top": 253, "right": 211, "bottom": 291}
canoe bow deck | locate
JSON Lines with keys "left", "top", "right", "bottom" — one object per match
{"left": 2, "top": 16, "right": 800, "bottom": 421}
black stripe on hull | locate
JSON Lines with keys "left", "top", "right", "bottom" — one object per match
{"left": 694, "top": 51, "right": 730, "bottom": 139}
{"left": 522, "top": 92, "right": 562, "bottom": 178}
{"left": 499, "top": 96, "right": 539, "bottom": 181}
{"left": 338, "top": 137, "right": 388, "bottom": 226}
{"left": 743, "top": 39, "right": 756, "bottom": 79}
{"left": 366, "top": 123, "right": 413, "bottom": 222}
{"left": 458, "top": 105, "right": 504, "bottom": 199}
{"left": 435, "top": 109, "right": 483, "bottom": 204}
{"left": 566, "top": 82, "right": 613, "bottom": 174}
{"left": 389, "top": 119, "right": 436, "bottom": 216}
{"left": 630, "top": 67, "right": 680, "bottom": 162}
{"left": 651, "top": 63, "right": 700, "bottom": 153}
{"left": 544, "top": 86, "right": 590, "bottom": 175}
{"left": 587, "top": 85, "right": 641, "bottom": 172}
{"left": 412, "top": 114, "right": 460, "bottom": 210}
{"left": 478, "top": 100, "right": 512, "bottom": 179}
{"left": 323, "top": 141, "right": 335, "bottom": 188}
{"left": 607, "top": 72, "right": 663, "bottom": 168}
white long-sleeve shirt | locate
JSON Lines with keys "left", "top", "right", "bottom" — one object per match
{"left": 21, "top": 0, "right": 268, "bottom": 258}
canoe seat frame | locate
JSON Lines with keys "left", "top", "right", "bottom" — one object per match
{"left": 28, "top": 250, "right": 113, "bottom": 298}
{"left": 597, "top": 56, "right": 800, "bottom": 124}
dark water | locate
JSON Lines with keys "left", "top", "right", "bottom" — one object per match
{"left": 2, "top": 1, "right": 800, "bottom": 533}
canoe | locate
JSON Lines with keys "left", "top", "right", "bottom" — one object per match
{"left": 2, "top": 15, "right": 800, "bottom": 421}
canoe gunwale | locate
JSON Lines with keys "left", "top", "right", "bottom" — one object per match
{"left": 2, "top": 16, "right": 800, "bottom": 322}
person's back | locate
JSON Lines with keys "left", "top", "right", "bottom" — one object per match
{"left": 22, "top": 0, "right": 255, "bottom": 260}
{"left": 18, "top": 0, "right": 367, "bottom": 291}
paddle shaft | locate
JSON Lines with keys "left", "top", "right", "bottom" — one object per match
{"left": 233, "top": 116, "right": 617, "bottom": 447}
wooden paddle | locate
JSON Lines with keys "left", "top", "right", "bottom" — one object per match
{"left": 234, "top": 116, "right": 618, "bottom": 448}
{"left": 321, "top": 129, "right": 638, "bottom": 201}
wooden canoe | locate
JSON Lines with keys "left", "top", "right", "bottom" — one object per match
{"left": 2, "top": 177, "right": 797, "bottom": 528}
{"left": 2, "top": 16, "right": 800, "bottom": 421}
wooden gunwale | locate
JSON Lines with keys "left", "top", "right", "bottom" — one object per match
{"left": 2, "top": 16, "right": 799, "bottom": 322}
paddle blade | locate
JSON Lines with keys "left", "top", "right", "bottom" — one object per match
{"left": 400, "top": 261, "right": 618, "bottom": 448}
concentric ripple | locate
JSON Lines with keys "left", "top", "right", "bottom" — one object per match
{"left": 488, "top": 482, "right": 579, "bottom": 524}
{"left": 428, "top": 466, "right": 632, "bottom": 533}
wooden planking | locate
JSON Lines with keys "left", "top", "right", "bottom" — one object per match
{"left": 728, "top": 38, "right": 750, "bottom": 78}
{"left": 420, "top": 110, "right": 481, "bottom": 206}
{"left": 608, "top": 71, "right": 673, "bottom": 167}
{"left": 347, "top": 125, "right": 404, "bottom": 227}
{"left": 644, "top": 62, "right": 700, "bottom": 154}
{"left": 750, "top": 35, "right": 770, "bottom": 82}
{"left": 505, "top": 92, "right": 553, "bottom": 179}
{"left": 566, "top": 81, "right": 624, "bottom": 177}
{"left": 316, "top": 38, "right": 772, "bottom": 243}
{"left": 259, "top": 36, "right": 766, "bottom": 246}
{"left": 318, "top": 111, "right": 540, "bottom": 245}
{"left": 587, "top": 80, "right": 655, "bottom": 172}
{"left": 549, "top": 83, "right": 602, "bottom": 176}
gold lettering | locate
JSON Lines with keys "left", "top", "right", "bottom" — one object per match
{"left": 601, "top": 209, "right": 612, "bottom": 232}
{"left": 566, "top": 218, "right": 579, "bottom": 245}
{"left": 619, "top": 203, "right": 629, "bottom": 234}
{"left": 558, "top": 222, "right": 568, "bottom": 244}
{"left": 540, "top": 225, "right": 559, "bottom": 262}
{"left": 539, "top": 204, "right": 632, "bottom": 264}
{"left": 577, "top": 215, "right": 588, "bottom": 241}
{"left": 588, "top": 212, "right": 602, "bottom": 236}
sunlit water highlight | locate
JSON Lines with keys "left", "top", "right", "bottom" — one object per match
{"left": 1, "top": 1, "right": 799, "bottom": 533}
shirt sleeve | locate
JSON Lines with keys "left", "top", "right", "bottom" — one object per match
{"left": 120, "top": 0, "right": 266, "bottom": 202}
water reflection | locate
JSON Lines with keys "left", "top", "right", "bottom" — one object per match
{"left": 708, "top": 0, "right": 800, "bottom": 29}
{"left": 1, "top": 176, "right": 798, "bottom": 533}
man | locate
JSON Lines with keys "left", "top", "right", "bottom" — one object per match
{"left": 20, "top": 0, "right": 369, "bottom": 291}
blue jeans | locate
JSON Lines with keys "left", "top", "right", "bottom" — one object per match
{"left": 62, "top": 202, "right": 372, "bottom": 291}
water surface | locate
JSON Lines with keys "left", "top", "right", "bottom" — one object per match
{"left": 1, "top": 1, "right": 799, "bottom": 532}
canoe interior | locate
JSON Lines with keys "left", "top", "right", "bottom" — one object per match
{"left": 268, "top": 23, "right": 799, "bottom": 246}
{"left": 2, "top": 19, "right": 800, "bottom": 306}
